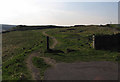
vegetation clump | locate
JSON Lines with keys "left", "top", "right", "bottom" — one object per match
{"left": 32, "top": 57, "right": 51, "bottom": 79}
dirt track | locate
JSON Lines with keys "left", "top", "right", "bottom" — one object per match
{"left": 42, "top": 31, "right": 58, "bottom": 49}
{"left": 26, "top": 52, "right": 41, "bottom": 80}
{"left": 44, "top": 61, "right": 118, "bottom": 80}
{"left": 26, "top": 30, "right": 118, "bottom": 80}
{"left": 26, "top": 30, "right": 57, "bottom": 80}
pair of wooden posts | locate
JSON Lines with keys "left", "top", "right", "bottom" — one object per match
{"left": 46, "top": 34, "right": 95, "bottom": 50}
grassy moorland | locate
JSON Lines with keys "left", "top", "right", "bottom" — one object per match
{"left": 2, "top": 25, "right": 120, "bottom": 80}
{"left": 45, "top": 26, "right": 120, "bottom": 62}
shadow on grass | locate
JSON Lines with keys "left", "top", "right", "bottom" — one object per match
{"left": 45, "top": 49, "right": 64, "bottom": 54}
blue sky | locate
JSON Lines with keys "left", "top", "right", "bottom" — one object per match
{"left": 0, "top": 0, "right": 118, "bottom": 25}
{"left": 51, "top": 2, "right": 118, "bottom": 25}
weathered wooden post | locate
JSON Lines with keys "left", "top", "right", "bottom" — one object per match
{"left": 93, "top": 34, "right": 95, "bottom": 49}
{"left": 47, "top": 36, "right": 49, "bottom": 50}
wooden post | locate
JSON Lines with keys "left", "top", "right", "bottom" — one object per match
{"left": 93, "top": 34, "right": 95, "bottom": 49}
{"left": 47, "top": 36, "right": 49, "bottom": 50}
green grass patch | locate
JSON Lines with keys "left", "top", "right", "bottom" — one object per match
{"left": 32, "top": 57, "right": 51, "bottom": 79}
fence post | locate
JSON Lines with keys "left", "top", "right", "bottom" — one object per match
{"left": 93, "top": 34, "right": 95, "bottom": 49}
{"left": 47, "top": 36, "right": 49, "bottom": 50}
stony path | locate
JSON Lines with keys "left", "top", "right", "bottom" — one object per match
{"left": 44, "top": 61, "right": 118, "bottom": 80}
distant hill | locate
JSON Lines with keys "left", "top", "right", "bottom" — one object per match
{"left": 1, "top": 24, "right": 16, "bottom": 31}
{"left": 10, "top": 25, "right": 67, "bottom": 31}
